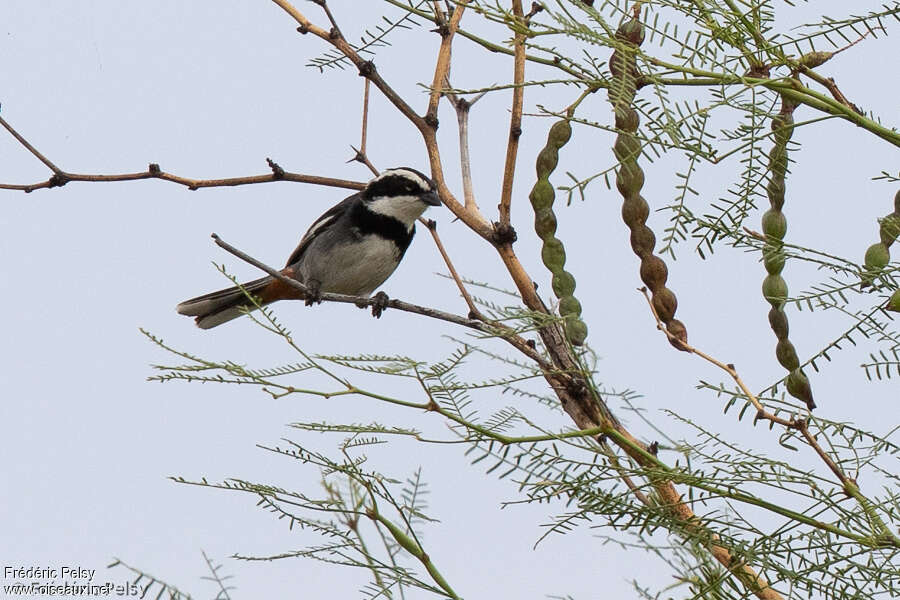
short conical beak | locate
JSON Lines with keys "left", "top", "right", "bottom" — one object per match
{"left": 422, "top": 190, "right": 441, "bottom": 206}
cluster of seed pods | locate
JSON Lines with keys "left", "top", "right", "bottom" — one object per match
{"left": 861, "top": 190, "right": 900, "bottom": 287}
{"left": 608, "top": 13, "right": 687, "bottom": 350}
{"left": 761, "top": 95, "right": 815, "bottom": 410}
{"left": 528, "top": 118, "right": 588, "bottom": 346}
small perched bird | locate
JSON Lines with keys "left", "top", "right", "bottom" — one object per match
{"left": 176, "top": 167, "right": 441, "bottom": 329}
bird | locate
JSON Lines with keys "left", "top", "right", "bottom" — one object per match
{"left": 176, "top": 167, "right": 441, "bottom": 329}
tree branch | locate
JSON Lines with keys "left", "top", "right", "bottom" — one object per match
{"left": 497, "top": 0, "right": 527, "bottom": 231}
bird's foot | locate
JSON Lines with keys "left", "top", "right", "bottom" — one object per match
{"left": 304, "top": 280, "right": 323, "bottom": 306}
{"left": 370, "top": 291, "right": 389, "bottom": 318}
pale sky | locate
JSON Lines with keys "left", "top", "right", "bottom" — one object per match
{"left": 2, "top": 2, "right": 897, "bottom": 599}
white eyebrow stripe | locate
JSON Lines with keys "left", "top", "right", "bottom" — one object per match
{"left": 374, "top": 169, "right": 430, "bottom": 192}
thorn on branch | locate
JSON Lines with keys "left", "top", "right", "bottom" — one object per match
{"left": 328, "top": 27, "right": 340, "bottom": 40}
{"left": 431, "top": 24, "right": 450, "bottom": 37}
{"left": 357, "top": 60, "right": 375, "bottom": 78}
{"left": 267, "top": 158, "right": 285, "bottom": 179}
{"left": 425, "top": 218, "right": 437, "bottom": 231}
{"left": 492, "top": 222, "right": 517, "bottom": 246}
{"left": 648, "top": 441, "right": 659, "bottom": 456}
{"left": 296, "top": 24, "right": 309, "bottom": 34}
{"left": 526, "top": 339, "right": 536, "bottom": 350}
{"left": 148, "top": 163, "right": 161, "bottom": 176}
{"left": 424, "top": 113, "right": 439, "bottom": 130}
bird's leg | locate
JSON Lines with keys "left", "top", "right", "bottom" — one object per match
{"left": 304, "top": 279, "right": 323, "bottom": 306}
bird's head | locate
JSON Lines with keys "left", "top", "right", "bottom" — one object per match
{"left": 363, "top": 167, "right": 441, "bottom": 226}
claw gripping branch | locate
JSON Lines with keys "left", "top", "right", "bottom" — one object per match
{"left": 608, "top": 9, "right": 688, "bottom": 350}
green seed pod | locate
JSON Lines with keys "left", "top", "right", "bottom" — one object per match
{"left": 775, "top": 339, "right": 800, "bottom": 371}
{"left": 761, "top": 93, "right": 814, "bottom": 409}
{"left": 864, "top": 243, "right": 890, "bottom": 270}
{"left": 786, "top": 369, "right": 816, "bottom": 410}
{"left": 861, "top": 190, "right": 900, "bottom": 287}
{"left": 768, "top": 307, "right": 789, "bottom": 339}
{"left": 565, "top": 318, "right": 588, "bottom": 347}
{"left": 529, "top": 118, "right": 588, "bottom": 346}
{"left": 541, "top": 238, "right": 566, "bottom": 271}
{"left": 762, "top": 274, "right": 788, "bottom": 308}
{"left": 880, "top": 214, "right": 900, "bottom": 247}
{"left": 886, "top": 289, "right": 900, "bottom": 313}
{"left": 548, "top": 119, "right": 572, "bottom": 146}
{"left": 799, "top": 50, "right": 834, "bottom": 69}
{"left": 534, "top": 208, "right": 557, "bottom": 239}
{"left": 762, "top": 209, "right": 787, "bottom": 240}
{"left": 766, "top": 180, "right": 786, "bottom": 211}
{"left": 559, "top": 295, "right": 582, "bottom": 317}
{"left": 763, "top": 246, "right": 786, "bottom": 275}
{"left": 529, "top": 180, "right": 554, "bottom": 211}
{"left": 552, "top": 271, "right": 577, "bottom": 299}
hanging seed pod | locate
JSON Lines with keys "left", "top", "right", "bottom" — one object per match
{"left": 861, "top": 189, "right": 900, "bottom": 287}
{"left": 761, "top": 94, "right": 815, "bottom": 410}
{"left": 607, "top": 11, "right": 687, "bottom": 351}
{"left": 528, "top": 118, "right": 588, "bottom": 346}
{"left": 886, "top": 289, "right": 900, "bottom": 313}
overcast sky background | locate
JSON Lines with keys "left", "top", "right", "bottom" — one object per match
{"left": 2, "top": 2, "right": 898, "bottom": 599}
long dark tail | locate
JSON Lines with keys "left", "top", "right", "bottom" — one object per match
{"left": 176, "top": 276, "right": 273, "bottom": 329}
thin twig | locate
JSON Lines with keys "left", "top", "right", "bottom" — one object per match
{"left": 349, "top": 79, "right": 380, "bottom": 176}
{"left": 0, "top": 156, "right": 365, "bottom": 194}
{"left": 419, "top": 217, "right": 482, "bottom": 319}
{"left": 271, "top": 0, "right": 496, "bottom": 242}
{"left": 361, "top": 78, "right": 371, "bottom": 156}
{"left": 639, "top": 286, "right": 795, "bottom": 425}
{"left": 425, "top": 2, "right": 468, "bottom": 126}
{"left": 0, "top": 112, "right": 64, "bottom": 174}
{"left": 497, "top": 0, "right": 527, "bottom": 230}
{"left": 443, "top": 76, "right": 489, "bottom": 220}
{"left": 637, "top": 286, "right": 900, "bottom": 545}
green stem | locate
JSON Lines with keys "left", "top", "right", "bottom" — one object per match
{"left": 370, "top": 510, "right": 460, "bottom": 599}
{"left": 602, "top": 429, "right": 884, "bottom": 547}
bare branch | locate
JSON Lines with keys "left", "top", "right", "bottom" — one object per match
{"left": 497, "top": 0, "right": 527, "bottom": 230}
{"left": 443, "top": 77, "right": 489, "bottom": 220}
{"left": 0, "top": 112, "right": 64, "bottom": 174}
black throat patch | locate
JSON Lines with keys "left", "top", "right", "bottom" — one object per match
{"left": 351, "top": 200, "right": 415, "bottom": 256}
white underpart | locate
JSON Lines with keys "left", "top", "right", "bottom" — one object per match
{"left": 367, "top": 194, "right": 430, "bottom": 228}
{"left": 374, "top": 168, "right": 430, "bottom": 192}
